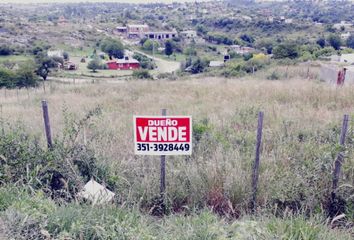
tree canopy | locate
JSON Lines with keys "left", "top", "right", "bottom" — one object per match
{"left": 100, "top": 38, "right": 125, "bottom": 59}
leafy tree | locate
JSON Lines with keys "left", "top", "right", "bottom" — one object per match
{"left": 255, "top": 39, "right": 274, "bottom": 54}
{"left": 316, "top": 37, "right": 326, "bottom": 48}
{"left": 0, "top": 68, "right": 16, "bottom": 88}
{"left": 133, "top": 53, "right": 156, "bottom": 70}
{"left": 273, "top": 43, "right": 299, "bottom": 59}
{"left": 15, "top": 63, "right": 40, "bottom": 88}
{"left": 240, "top": 34, "right": 255, "bottom": 44}
{"left": 100, "top": 38, "right": 125, "bottom": 59}
{"left": 346, "top": 35, "right": 354, "bottom": 49}
{"left": 165, "top": 40, "right": 173, "bottom": 57}
{"left": 87, "top": 58, "right": 102, "bottom": 72}
{"left": 190, "top": 57, "right": 209, "bottom": 74}
{"left": 36, "top": 66, "right": 50, "bottom": 81}
{"left": 0, "top": 45, "right": 12, "bottom": 56}
{"left": 327, "top": 34, "right": 341, "bottom": 50}
{"left": 142, "top": 39, "right": 159, "bottom": 52}
{"left": 63, "top": 52, "right": 69, "bottom": 61}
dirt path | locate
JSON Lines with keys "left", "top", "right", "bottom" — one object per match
{"left": 133, "top": 49, "right": 180, "bottom": 74}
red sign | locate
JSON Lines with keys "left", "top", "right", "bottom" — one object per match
{"left": 134, "top": 116, "right": 192, "bottom": 155}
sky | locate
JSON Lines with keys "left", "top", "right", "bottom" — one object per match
{"left": 0, "top": 0, "right": 207, "bottom": 3}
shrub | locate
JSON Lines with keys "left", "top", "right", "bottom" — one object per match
{"left": 327, "top": 34, "right": 341, "bottom": 50}
{"left": 132, "top": 69, "right": 152, "bottom": 79}
{"left": 273, "top": 42, "right": 299, "bottom": 59}
{"left": 100, "top": 38, "right": 125, "bottom": 59}
{"left": 0, "top": 45, "right": 13, "bottom": 56}
{"left": 133, "top": 53, "right": 156, "bottom": 70}
{"left": 142, "top": 39, "right": 159, "bottom": 52}
{"left": 267, "top": 71, "right": 281, "bottom": 80}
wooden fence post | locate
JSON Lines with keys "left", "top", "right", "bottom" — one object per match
{"left": 332, "top": 114, "right": 349, "bottom": 198}
{"left": 0, "top": 104, "right": 4, "bottom": 135}
{"left": 251, "top": 111, "right": 264, "bottom": 212}
{"left": 41, "top": 100, "right": 53, "bottom": 149}
{"left": 160, "top": 109, "right": 167, "bottom": 196}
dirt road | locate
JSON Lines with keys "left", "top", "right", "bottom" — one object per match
{"left": 133, "top": 49, "right": 180, "bottom": 74}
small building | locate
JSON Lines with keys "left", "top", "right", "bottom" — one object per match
{"left": 285, "top": 18, "right": 293, "bottom": 24}
{"left": 107, "top": 56, "right": 140, "bottom": 70}
{"left": 58, "top": 16, "right": 68, "bottom": 25}
{"left": 116, "top": 26, "right": 127, "bottom": 34}
{"left": 145, "top": 30, "right": 177, "bottom": 40}
{"left": 229, "top": 45, "right": 256, "bottom": 55}
{"left": 47, "top": 50, "right": 64, "bottom": 58}
{"left": 209, "top": 61, "right": 224, "bottom": 67}
{"left": 127, "top": 24, "right": 149, "bottom": 38}
{"left": 341, "top": 32, "right": 351, "bottom": 40}
{"left": 180, "top": 30, "right": 197, "bottom": 39}
{"left": 340, "top": 54, "right": 354, "bottom": 64}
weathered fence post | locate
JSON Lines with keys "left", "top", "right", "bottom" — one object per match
{"left": 251, "top": 111, "right": 264, "bottom": 212}
{"left": 41, "top": 100, "right": 53, "bottom": 149}
{"left": 0, "top": 104, "right": 4, "bottom": 135}
{"left": 332, "top": 114, "right": 349, "bottom": 198}
{"left": 160, "top": 109, "right": 167, "bottom": 196}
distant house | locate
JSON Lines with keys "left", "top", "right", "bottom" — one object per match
{"left": 116, "top": 26, "right": 127, "bottom": 34}
{"left": 127, "top": 24, "right": 150, "bottom": 38}
{"left": 58, "top": 16, "right": 68, "bottom": 25}
{"left": 209, "top": 61, "right": 224, "bottom": 67}
{"left": 145, "top": 30, "right": 177, "bottom": 40}
{"left": 285, "top": 19, "right": 293, "bottom": 24}
{"left": 180, "top": 30, "right": 197, "bottom": 39}
{"left": 47, "top": 50, "right": 63, "bottom": 58}
{"left": 340, "top": 54, "right": 354, "bottom": 64}
{"left": 107, "top": 56, "right": 140, "bottom": 70}
{"left": 341, "top": 32, "right": 351, "bottom": 40}
{"left": 334, "top": 21, "right": 352, "bottom": 30}
{"left": 229, "top": 45, "right": 256, "bottom": 55}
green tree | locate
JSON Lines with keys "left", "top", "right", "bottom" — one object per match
{"left": 15, "top": 63, "right": 39, "bottom": 88}
{"left": 316, "top": 37, "right": 326, "bottom": 48}
{"left": 142, "top": 39, "right": 159, "bottom": 52}
{"left": 165, "top": 40, "right": 173, "bottom": 57}
{"left": 190, "top": 57, "right": 209, "bottom": 74}
{"left": 0, "top": 68, "right": 16, "bottom": 88}
{"left": 87, "top": 58, "right": 102, "bottom": 72}
{"left": 0, "top": 45, "right": 13, "bottom": 56}
{"left": 36, "top": 66, "right": 50, "bottom": 81}
{"left": 63, "top": 52, "right": 69, "bottom": 61}
{"left": 273, "top": 43, "right": 299, "bottom": 59}
{"left": 346, "top": 35, "right": 354, "bottom": 49}
{"left": 327, "top": 34, "right": 341, "bottom": 50}
{"left": 100, "top": 38, "right": 125, "bottom": 59}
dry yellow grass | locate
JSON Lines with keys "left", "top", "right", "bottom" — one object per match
{"left": 1, "top": 73, "right": 353, "bottom": 211}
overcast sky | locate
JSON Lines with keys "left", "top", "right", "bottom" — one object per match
{"left": 1, "top": 0, "right": 207, "bottom": 3}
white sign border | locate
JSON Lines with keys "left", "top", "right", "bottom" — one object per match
{"left": 133, "top": 115, "right": 192, "bottom": 156}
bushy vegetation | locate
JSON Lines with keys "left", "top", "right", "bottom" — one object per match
{"left": 0, "top": 63, "right": 40, "bottom": 89}
{"left": 100, "top": 38, "right": 125, "bottom": 60}
{"left": 132, "top": 69, "right": 152, "bottom": 79}
{"left": 87, "top": 58, "right": 107, "bottom": 72}
{"left": 133, "top": 52, "right": 156, "bottom": 70}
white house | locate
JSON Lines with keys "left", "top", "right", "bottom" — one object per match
{"left": 47, "top": 50, "right": 63, "bottom": 58}
{"left": 180, "top": 30, "right": 197, "bottom": 39}
{"left": 340, "top": 32, "right": 351, "bottom": 40}
{"left": 340, "top": 54, "right": 354, "bottom": 64}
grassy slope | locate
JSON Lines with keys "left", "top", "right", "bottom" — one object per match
{"left": 0, "top": 67, "right": 353, "bottom": 238}
{"left": 0, "top": 186, "right": 352, "bottom": 239}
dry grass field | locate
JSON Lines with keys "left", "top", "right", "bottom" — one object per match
{"left": 0, "top": 69, "right": 353, "bottom": 238}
